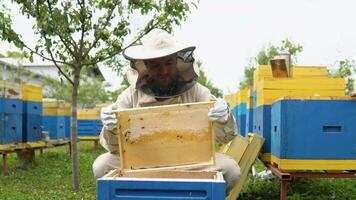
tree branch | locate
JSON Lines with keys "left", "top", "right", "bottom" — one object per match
{"left": 23, "top": 44, "right": 72, "bottom": 65}
{"left": 82, "top": 2, "right": 118, "bottom": 60}
{"left": 78, "top": 0, "right": 86, "bottom": 59}
{"left": 82, "top": 19, "right": 161, "bottom": 67}
{"left": 46, "top": 0, "right": 79, "bottom": 62}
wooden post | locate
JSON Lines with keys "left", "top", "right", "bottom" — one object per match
{"left": 94, "top": 140, "right": 98, "bottom": 151}
{"left": 40, "top": 148, "right": 44, "bottom": 157}
{"left": 280, "top": 180, "right": 288, "bottom": 200}
{"left": 2, "top": 153, "right": 9, "bottom": 176}
{"left": 17, "top": 149, "right": 35, "bottom": 167}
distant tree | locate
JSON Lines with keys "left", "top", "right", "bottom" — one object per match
{"left": 329, "top": 59, "right": 356, "bottom": 95}
{"left": 0, "top": 0, "right": 196, "bottom": 190}
{"left": 240, "top": 39, "right": 303, "bottom": 89}
{"left": 196, "top": 60, "right": 223, "bottom": 98}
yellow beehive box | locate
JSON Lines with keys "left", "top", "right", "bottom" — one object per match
{"left": 246, "top": 88, "right": 254, "bottom": 109}
{"left": 236, "top": 89, "right": 248, "bottom": 105}
{"left": 43, "top": 99, "right": 66, "bottom": 116}
{"left": 256, "top": 77, "right": 345, "bottom": 91}
{"left": 0, "top": 80, "right": 22, "bottom": 99}
{"left": 256, "top": 77, "right": 345, "bottom": 106}
{"left": 22, "top": 84, "right": 43, "bottom": 102}
{"left": 253, "top": 65, "right": 329, "bottom": 91}
{"left": 256, "top": 90, "right": 345, "bottom": 107}
{"left": 224, "top": 93, "right": 237, "bottom": 108}
{"left": 114, "top": 102, "right": 215, "bottom": 172}
{"left": 77, "top": 108, "right": 100, "bottom": 120}
{"left": 58, "top": 103, "right": 71, "bottom": 116}
{"left": 95, "top": 103, "right": 110, "bottom": 109}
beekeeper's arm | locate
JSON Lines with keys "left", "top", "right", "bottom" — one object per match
{"left": 99, "top": 87, "right": 133, "bottom": 153}
{"left": 196, "top": 85, "right": 238, "bottom": 144}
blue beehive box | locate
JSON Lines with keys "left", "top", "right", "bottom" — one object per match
{"left": 0, "top": 98, "right": 23, "bottom": 144}
{"left": 22, "top": 114, "right": 42, "bottom": 142}
{"left": 253, "top": 105, "right": 271, "bottom": 154}
{"left": 236, "top": 114, "right": 246, "bottom": 137}
{"left": 65, "top": 116, "right": 71, "bottom": 138}
{"left": 77, "top": 120, "right": 102, "bottom": 136}
{"left": 42, "top": 116, "right": 66, "bottom": 140}
{"left": 23, "top": 101, "right": 42, "bottom": 115}
{"left": 97, "top": 171, "right": 225, "bottom": 200}
{"left": 245, "top": 108, "right": 253, "bottom": 136}
{"left": 271, "top": 98, "right": 356, "bottom": 170}
{"left": 22, "top": 101, "right": 43, "bottom": 142}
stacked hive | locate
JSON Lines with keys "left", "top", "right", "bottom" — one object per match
{"left": 270, "top": 97, "right": 356, "bottom": 170}
{"left": 42, "top": 99, "right": 70, "bottom": 140}
{"left": 235, "top": 89, "right": 247, "bottom": 136}
{"left": 0, "top": 81, "right": 23, "bottom": 144}
{"left": 252, "top": 65, "right": 345, "bottom": 162}
{"left": 22, "top": 84, "right": 43, "bottom": 142}
{"left": 64, "top": 103, "right": 71, "bottom": 138}
{"left": 77, "top": 107, "right": 103, "bottom": 136}
{"left": 245, "top": 88, "right": 254, "bottom": 136}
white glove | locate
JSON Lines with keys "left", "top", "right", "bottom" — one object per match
{"left": 100, "top": 106, "right": 117, "bottom": 131}
{"left": 208, "top": 98, "right": 229, "bottom": 123}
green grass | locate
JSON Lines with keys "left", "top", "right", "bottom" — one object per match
{"left": 1, "top": 142, "right": 355, "bottom": 200}
{"left": 0, "top": 142, "right": 104, "bottom": 200}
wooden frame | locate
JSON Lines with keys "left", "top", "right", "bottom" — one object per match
{"left": 113, "top": 102, "right": 215, "bottom": 172}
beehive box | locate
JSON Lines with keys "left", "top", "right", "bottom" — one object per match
{"left": 77, "top": 108, "right": 100, "bottom": 120}
{"left": 43, "top": 100, "right": 66, "bottom": 116}
{"left": 97, "top": 170, "right": 225, "bottom": 200}
{"left": 253, "top": 65, "right": 329, "bottom": 90}
{"left": 0, "top": 81, "right": 22, "bottom": 99}
{"left": 97, "top": 102, "right": 225, "bottom": 199}
{"left": 42, "top": 116, "right": 66, "bottom": 139}
{"left": 271, "top": 97, "right": 356, "bottom": 170}
{"left": 115, "top": 102, "right": 215, "bottom": 171}
{"left": 22, "top": 84, "right": 43, "bottom": 102}
{"left": 256, "top": 77, "right": 345, "bottom": 106}
{"left": 253, "top": 105, "right": 272, "bottom": 157}
{"left": 77, "top": 120, "right": 102, "bottom": 136}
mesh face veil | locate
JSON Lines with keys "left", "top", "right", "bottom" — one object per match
{"left": 127, "top": 48, "right": 198, "bottom": 98}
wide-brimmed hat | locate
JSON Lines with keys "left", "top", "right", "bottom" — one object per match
{"left": 123, "top": 29, "right": 195, "bottom": 60}
{"left": 123, "top": 29, "right": 199, "bottom": 98}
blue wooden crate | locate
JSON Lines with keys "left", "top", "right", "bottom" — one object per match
{"left": 65, "top": 116, "right": 71, "bottom": 138}
{"left": 253, "top": 105, "right": 271, "bottom": 153}
{"left": 271, "top": 99, "right": 356, "bottom": 159}
{"left": 22, "top": 114, "right": 42, "bottom": 142}
{"left": 0, "top": 98, "right": 22, "bottom": 114}
{"left": 236, "top": 114, "right": 246, "bottom": 137}
{"left": 0, "top": 113, "right": 23, "bottom": 144}
{"left": 97, "top": 176, "right": 225, "bottom": 200}
{"left": 23, "top": 101, "right": 42, "bottom": 115}
{"left": 245, "top": 108, "right": 253, "bottom": 136}
{"left": 252, "top": 91, "right": 257, "bottom": 108}
{"left": 77, "top": 120, "right": 102, "bottom": 136}
{"left": 231, "top": 106, "right": 238, "bottom": 122}
{"left": 42, "top": 116, "right": 66, "bottom": 140}
{"left": 236, "top": 103, "right": 247, "bottom": 116}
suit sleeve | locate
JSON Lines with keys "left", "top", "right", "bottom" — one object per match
{"left": 194, "top": 84, "right": 238, "bottom": 144}
{"left": 99, "top": 86, "right": 133, "bottom": 153}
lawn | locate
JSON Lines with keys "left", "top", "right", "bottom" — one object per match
{"left": 0, "top": 142, "right": 355, "bottom": 200}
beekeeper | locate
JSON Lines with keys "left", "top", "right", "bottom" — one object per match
{"left": 92, "top": 29, "right": 241, "bottom": 193}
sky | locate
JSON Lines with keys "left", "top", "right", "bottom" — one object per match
{"left": 1, "top": 0, "right": 356, "bottom": 93}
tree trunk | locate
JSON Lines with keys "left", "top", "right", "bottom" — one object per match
{"left": 71, "top": 69, "right": 81, "bottom": 191}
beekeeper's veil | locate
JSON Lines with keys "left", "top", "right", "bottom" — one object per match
{"left": 123, "top": 29, "right": 199, "bottom": 98}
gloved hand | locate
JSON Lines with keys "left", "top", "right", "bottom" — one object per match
{"left": 100, "top": 106, "right": 117, "bottom": 131}
{"left": 351, "top": 92, "right": 356, "bottom": 97}
{"left": 208, "top": 98, "right": 229, "bottom": 123}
